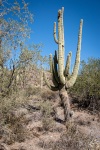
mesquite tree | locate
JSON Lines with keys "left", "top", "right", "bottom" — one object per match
{"left": 0, "top": 0, "right": 33, "bottom": 95}
{"left": 44, "top": 7, "right": 83, "bottom": 121}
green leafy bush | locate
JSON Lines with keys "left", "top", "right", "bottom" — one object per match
{"left": 70, "top": 58, "right": 100, "bottom": 111}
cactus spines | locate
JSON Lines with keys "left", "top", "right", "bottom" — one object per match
{"left": 44, "top": 7, "right": 83, "bottom": 122}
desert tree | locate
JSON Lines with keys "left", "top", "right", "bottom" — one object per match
{"left": 15, "top": 43, "right": 48, "bottom": 89}
{"left": 0, "top": 0, "right": 33, "bottom": 95}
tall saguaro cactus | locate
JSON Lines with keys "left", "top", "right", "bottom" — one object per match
{"left": 44, "top": 7, "right": 83, "bottom": 122}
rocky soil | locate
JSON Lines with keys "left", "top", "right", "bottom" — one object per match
{"left": 0, "top": 90, "right": 100, "bottom": 150}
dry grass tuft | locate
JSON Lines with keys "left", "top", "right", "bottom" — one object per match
{"left": 38, "top": 121, "right": 100, "bottom": 150}
{"left": 53, "top": 121, "right": 100, "bottom": 150}
{"left": 41, "top": 90, "right": 58, "bottom": 102}
{"left": 0, "top": 90, "right": 30, "bottom": 144}
{"left": 40, "top": 100, "right": 55, "bottom": 131}
{"left": 25, "top": 86, "right": 41, "bottom": 97}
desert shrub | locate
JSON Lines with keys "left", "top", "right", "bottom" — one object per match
{"left": 25, "top": 86, "right": 41, "bottom": 97}
{"left": 0, "top": 91, "right": 29, "bottom": 144}
{"left": 38, "top": 121, "right": 100, "bottom": 150}
{"left": 0, "top": 90, "right": 27, "bottom": 115}
{"left": 1, "top": 114, "right": 28, "bottom": 144}
{"left": 40, "top": 101, "right": 55, "bottom": 131}
{"left": 41, "top": 90, "right": 58, "bottom": 102}
{"left": 70, "top": 58, "right": 100, "bottom": 111}
{"left": 53, "top": 123, "right": 100, "bottom": 150}
{"left": 53, "top": 127, "right": 85, "bottom": 150}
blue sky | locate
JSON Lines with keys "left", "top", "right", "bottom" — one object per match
{"left": 8, "top": 0, "right": 100, "bottom": 66}
{"left": 26, "top": 0, "right": 100, "bottom": 65}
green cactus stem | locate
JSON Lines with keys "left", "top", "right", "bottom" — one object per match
{"left": 65, "top": 51, "right": 72, "bottom": 77}
{"left": 43, "top": 72, "right": 58, "bottom": 91}
{"left": 49, "top": 54, "right": 53, "bottom": 73}
{"left": 54, "top": 22, "right": 58, "bottom": 44}
{"left": 65, "top": 19, "right": 83, "bottom": 88}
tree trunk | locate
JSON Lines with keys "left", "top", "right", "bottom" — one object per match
{"left": 59, "top": 85, "right": 72, "bottom": 122}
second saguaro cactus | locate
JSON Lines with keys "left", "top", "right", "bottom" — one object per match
{"left": 44, "top": 7, "right": 83, "bottom": 122}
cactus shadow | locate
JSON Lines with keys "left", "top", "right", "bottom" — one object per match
{"left": 54, "top": 117, "right": 65, "bottom": 125}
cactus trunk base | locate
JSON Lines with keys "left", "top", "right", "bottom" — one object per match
{"left": 59, "top": 85, "right": 72, "bottom": 122}
{"left": 52, "top": 85, "right": 73, "bottom": 122}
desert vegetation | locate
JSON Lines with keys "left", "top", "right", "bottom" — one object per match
{"left": 70, "top": 58, "right": 100, "bottom": 112}
{"left": 0, "top": 0, "right": 100, "bottom": 150}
